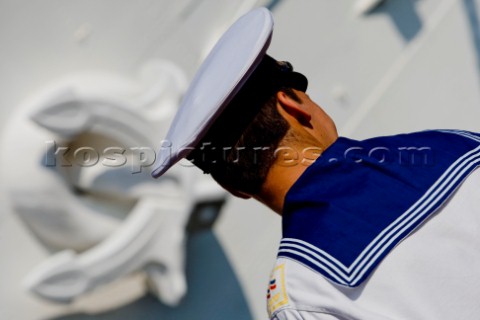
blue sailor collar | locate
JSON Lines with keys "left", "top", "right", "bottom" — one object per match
{"left": 279, "top": 130, "right": 480, "bottom": 287}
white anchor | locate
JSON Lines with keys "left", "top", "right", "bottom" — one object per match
{"left": 0, "top": 60, "right": 225, "bottom": 307}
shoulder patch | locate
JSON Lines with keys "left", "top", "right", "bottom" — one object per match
{"left": 267, "top": 263, "right": 289, "bottom": 317}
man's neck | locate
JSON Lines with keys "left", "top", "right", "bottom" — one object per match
{"left": 255, "top": 90, "right": 339, "bottom": 214}
{"left": 255, "top": 144, "right": 325, "bottom": 215}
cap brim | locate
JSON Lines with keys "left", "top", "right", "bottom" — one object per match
{"left": 152, "top": 8, "right": 274, "bottom": 178}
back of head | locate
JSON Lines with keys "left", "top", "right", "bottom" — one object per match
{"left": 152, "top": 8, "right": 308, "bottom": 197}
{"left": 187, "top": 55, "right": 306, "bottom": 195}
{"left": 188, "top": 88, "right": 298, "bottom": 195}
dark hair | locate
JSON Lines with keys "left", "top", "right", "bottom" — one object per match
{"left": 186, "top": 55, "right": 307, "bottom": 195}
{"left": 206, "top": 88, "right": 301, "bottom": 195}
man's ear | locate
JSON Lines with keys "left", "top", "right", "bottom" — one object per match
{"left": 276, "top": 90, "right": 312, "bottom": 126}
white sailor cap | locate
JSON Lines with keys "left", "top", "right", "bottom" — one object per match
{"left": 151, "top": 7, "right": 308, "bottom": 178}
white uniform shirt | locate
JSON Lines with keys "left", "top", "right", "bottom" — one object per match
{"left": 268, "top": 168, "right": 480, "bottom": 320}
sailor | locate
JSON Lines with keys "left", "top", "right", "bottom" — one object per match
{"left": 152, "top": 7, "right": 480, "bottom": 320}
